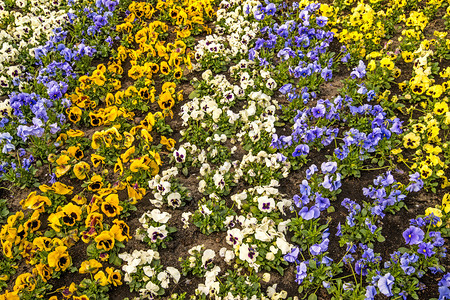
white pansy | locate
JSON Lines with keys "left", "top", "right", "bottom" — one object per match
{"left": 238, "top": 243, "right": 258, "bottom": 264}
{"left": 277, "top": 220, "right": 290, "bottom": 234}
{"left": 266, "top": 252, "right": 275, "bottom": 261}
{"left": 198, "top": 179, "right": 207, "bottom": 193}
{"left": 143, "top": 266, "right": 155, "bottom": 278}
{"left": 144, "top": 281, "right": 160, "bottom": 295}
{"left": 146, "top": 225, "right": 168, "bottom": 242}
{"left": 200, "top": 204, "right": 212, "bottom": 215}
{"left": 257, "top": 196, "right": 276, "bottom": 213}
{"left": 156, "top": 181, "right": 171, "bottom": 195}
{"left": 231, "top": 191, "right": 247, "bottom": 209}
{"left": 224, "top": 249, "right": 235, "bottom": 263}
{"left": 276, "top": 237, "right": 291, "bottom": 255}
{"left": 167, "top": 192, "right": 182, "bottom": 208}
{"left": 201, "top": 249, "right": 215, "bottom": 267}
{"left": 157, "top": 271, "right": 170, "bottom": 288}
{"left": 226, "top": 228, "right": 243, "bottom": 245}
{"left": 213, "top": 173, "right": 225, "bottom": 190}
{"left": 200, "top": 163, "right": 211, "bottom": 176}
{"left": 149, "top": 209, "right": 171, "bottom": 223}
{"left": 166, "top": 267, "right": 181, "bottom": 283}
{"left": 181, "top": 212, "right": 192, "bottom": 229}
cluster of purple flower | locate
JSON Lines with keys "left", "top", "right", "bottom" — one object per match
{"left": 361, "top": 171, "right": 407, "bottom": 218}
{"left": 283, "top": 229, "right": 333, "bottom": 285}
{"left": 439, "top": 273, "right": 450, "bottom": 300}
{"left": 67, "top": 0, "right": 118, "bottom": 38}
{"left": 271, "top": 97, "right": 341, "bottom": 153}
{"left": 292, "top": 161, "right": 341, "bottom": 220}
{"left": 405, "top": 216, "right": 447, "bottom": 260}
{"left": 249, "top": 3, "right": 335, "bottom": 83}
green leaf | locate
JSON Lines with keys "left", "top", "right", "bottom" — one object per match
{"left": 276, "top": 265, "right": 284, "bottom": 275}
{"left": 86, "top": 243, "right": 97, "bottom": 257}
{"left": 157, "top": 288, "right": 165, "bottom": 296}
{"left": 109, "top": 251, "right": 122, "bottom": 266}
{"left": 188, "top": 90, "right": 200, "bottom": 99}
{"left": 308, "top": 294, "right": 317, "bottom": 300}
{"left": 44, "top": 230, "right": 56, "bottom": 238}
{"left": 377, "top": 235, "right": 386, "bottom": 242}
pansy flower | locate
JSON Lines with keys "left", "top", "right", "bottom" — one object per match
{"left": 66, "top": 106, "right": 82, "bottom": 124}
{"left": 91, "top": 154, "right": 106, "bottom": 168}
{"left": 20, "top": 192, "right": 51, "bottom": 213}
{"left": 95, "top": 230, "right": 115, "bottom": 251}
{"left": 66, "top": 146, "right": 84, "bottom": 160}
{"left": 257, "top": 196, "right": 275, "bottom": 213}
{"left": 402, "top": 226, "right": 424, "bottom": 245}
{"left": 73, "top": 161, "right": 90, "bottom": 180}
{"left": 101, "top": 194, "right": 123, "bottom": 218}
{"left": 48, "top": 246, "right": 71, "bottom": 271}
{"left": 24, "top": 211, "right": 41, "bottom": 233}
{"left": 106, "top": 267, "right": 122, "bottom": 286}
{"left": 79, "top": 259, "right": 102, "bottom": 274}
{"left": 55, "top": 155, "right": 71, "bottom": 177}
{"left": 33, "top": 263, "right": 52, "bottom": 282}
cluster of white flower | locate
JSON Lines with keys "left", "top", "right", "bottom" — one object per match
{"left": 234, "top": 150, "right": 291, "bottom": 182}
{"left": 237, "top": 91, "right": 279, "bottom": 143}
{"left": 183, "top": 245, "right": 222, "bottom": 297}
{"left": 180, "top": 94, "right": 227, "bottom": 126}
{"left": 198, "top": 161, "right": 233, "bottom": 193}
{"left": 119, "top": 249, "right": 180, "bottom": 298}
{"left": 196, "top": 264, "right": 221, "bottom": 296}
{"left": 231, "top": 184, "right": 292, "bottom": 214}
{"left": 202, "top": 70, "right": 245, "bottom": 105}
{"left": 175, "top": 0, "right": 296, "bottom": 294}
{"left": 0, "top": 0, "right": 71, "bottom": 92}
{"left": 193, "top": 0, "right": 259, "bottom": 68}
{"left": 148, "top": 167, "right": 182, "bottom": 207}
{"left": 135, "top": 209, "right": 172, "bottom": 244}
{"left": 222, "top": 214, "right": 292, "bottom": 272}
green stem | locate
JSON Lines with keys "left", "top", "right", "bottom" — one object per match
{"left": 348, "top": 260, "right": 358, "bottom": 285}
{"left": 360, "top": 166, "right": 389, "bottom": 171}
{"left": 0, "top": 186, "right": 12, "bottom": 192}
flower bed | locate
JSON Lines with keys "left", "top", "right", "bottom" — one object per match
{"left": 0, "top": 0, "right": 449, "bottom": 299}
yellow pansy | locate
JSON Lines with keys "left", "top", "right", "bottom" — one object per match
{"left": 73, "top": 162, "right": 91, "bottom": 180}
{"left": 403, "top": 132, "right": 420, "bottom": 149}
{"left": 48, "top": 246, "right": 71, "bottom": 271}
